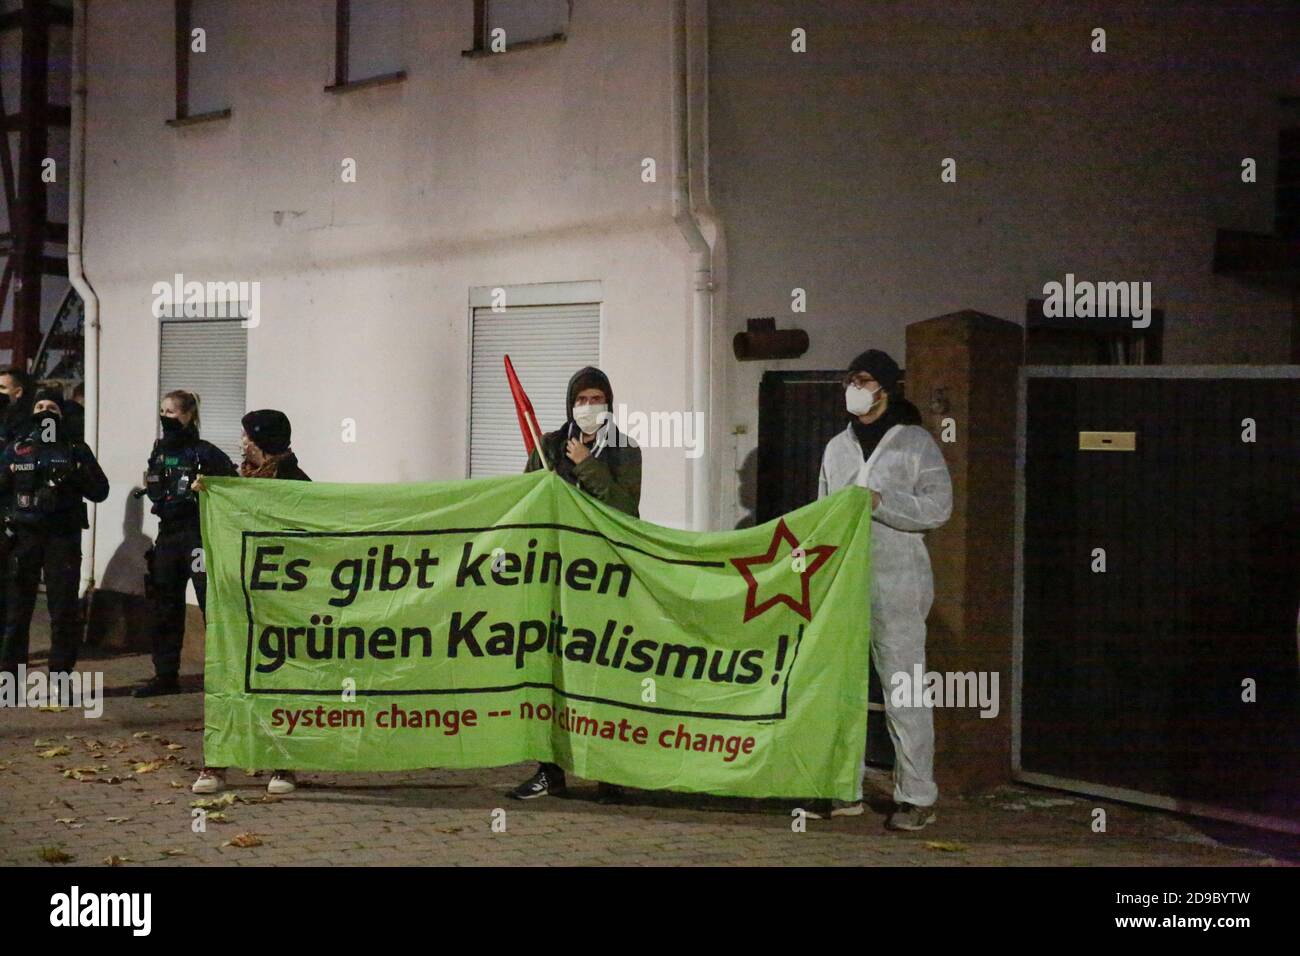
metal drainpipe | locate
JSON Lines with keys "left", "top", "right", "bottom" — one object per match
{"left": 672, "top": 0, "right": 714, "bottom": 531}
{"left": 69, "top": 0, "right": 101, "bottom": 597}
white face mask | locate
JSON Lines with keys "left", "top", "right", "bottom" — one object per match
{"left": 845, "top": 384, "right": 878, "bottom": 416}
{"left": 572, "top": 403, "right": 608, "bottom": 436}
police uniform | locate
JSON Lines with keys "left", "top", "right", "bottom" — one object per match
{"left": 0, "top": 409, "right": 110, "bottom": 675}
{"left": 143, "top": 423, "right": 235, "bottom": 684}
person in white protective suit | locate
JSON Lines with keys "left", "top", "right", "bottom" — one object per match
{"left": 813, "top": 349, "right": 952, "bottom": 830}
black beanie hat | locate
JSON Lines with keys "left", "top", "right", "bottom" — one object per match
{"left": 241, "top": 409, "right": 292, "bottom": 455}
{"left": 32, "top": 388, "right": 64, "bottom": 416}
{"left": 848, "top": 349, "right": 902, "bottom": 393}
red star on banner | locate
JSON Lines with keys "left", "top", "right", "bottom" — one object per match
{"left": 730, "top": 518, "right": 837, "bottom": 623}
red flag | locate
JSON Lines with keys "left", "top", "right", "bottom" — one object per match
{"left": 503, "top": 354, "right": 549, "bottom": 467}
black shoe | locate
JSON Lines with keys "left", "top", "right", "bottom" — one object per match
{"left": 595, "top": 782, "right": 625, "bottom": 805}
{"left": 509, "top": 766, "right": 566, "bottom": 800}
{"left": 133, "top": 675, "right": 181, "bottom": 698}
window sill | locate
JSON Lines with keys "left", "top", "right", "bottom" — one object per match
{"left": 324, "top": 70, "right": 407, "bottom": 94}
{"left": 166, "top": 108, "right": 232, "bottom": 128}
{"left": 461, "top": 34, "right": 565, "bottom": 58}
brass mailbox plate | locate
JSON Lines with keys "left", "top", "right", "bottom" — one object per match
{"left": 1079, "top": 431, "right": 1137, "bottom": 451}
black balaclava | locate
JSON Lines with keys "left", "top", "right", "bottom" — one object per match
{"left": 159, "top": 414, "right": 197, "bottom": 445}
{"left": 30, "top": 389, "right": 64, "bottom": 443}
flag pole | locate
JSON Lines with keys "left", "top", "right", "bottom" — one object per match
{"left": 527, "top": 410, "right": 551, "bottom": 471}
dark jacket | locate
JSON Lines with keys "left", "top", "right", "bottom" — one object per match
{"left": 61, "top": 400, "right": 86, "bottom": 444}
{"left": 0, "top": 427, "right": 110, "bottom": 535}
{"left": 145, "top": 424, "right": 237, "bottom": 528}
{"left": 264, "top": 452, "right": 310, "bottom": 482}
{"left": 524, "top": 366, "right": 641, "bottom": 517}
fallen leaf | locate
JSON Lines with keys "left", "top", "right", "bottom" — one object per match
{"left": 133, "top": 760, "right": 165, "bottom": 774}
{"left": 54, "top": 817, "right": 78, "bottom": 825}
{"left": 207, "top": 812, "right": 230, "bottom": 823}
{"left": 39, "top": 846, "right": 74, "bottom": 864}
{"left": 145, "top": 702, "right": 165, "bottom": 709}
{"left": 165, "top": 743, "right": 184, "bottom": 751}
{"left": 925, "top": 841, "right": 967, "bottom": 853}
{"left": 191, "top": 792, "right": 238, "bottom": 810}
{"left": 223, "top": 833, "right": 263, "bottom": 848}
{"left": 105, "top": 816, "right": 132, "bottom": 824}
{"left": 33, "top": 738, "right": 55, "bottom": 747}
{"left": 151, "top": 798, "right": 173, "bottom": 806}
{"left": 38, "top": 747, "right": 71, "bottom": 758}
{"left": 185, "top": 725, "right": 203, "bottom": 732}
{"left": 36, "top": 705, "right": 66, "bottom": 713}
{"left": 169, "top": 780, "right": 184, "bottom": 789}
{"left": 132, "top": 732, "right": 154, "bottom": 739}
{"left": 434, "top": 826, "right": 464, "bottom": 834}
{"left": 160, "top": 848, "right": 187, "bottom": 857}
{"left": 103, "top": 856, "right": 131, "bottom": 866}
{"left": 95, "top": 775, "right": 124, "bottom": 785}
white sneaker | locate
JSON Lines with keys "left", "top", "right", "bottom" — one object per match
{"left": 191, "top": 769, "right": 225, "bottom": 794}
{"left": 804, "top": 799, "right": 864, "bottom": 819}
{"left": 267, "top": 771, "right": 296, "bottom": 795}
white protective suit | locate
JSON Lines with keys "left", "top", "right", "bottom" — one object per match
{"left": 818, "top": 420, "right": 953, "bottom": 807}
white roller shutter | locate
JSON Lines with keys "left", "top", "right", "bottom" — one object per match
{"left": 158, "top": 319, "right": 247, "bottom": 463}
{"left": 470, "top": 302, "right": 599, "bottom": 477}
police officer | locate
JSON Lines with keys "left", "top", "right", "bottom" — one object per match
{"left": 0, "top": 389, "right": 109, "bottom": 679}
{"left": 133, "top": 389, "right": 235, "bottom": 697}
{"left": 0, "top": 365, "right": 35, "bottom": 445}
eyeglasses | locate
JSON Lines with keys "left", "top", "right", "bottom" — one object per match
{"left": 843, "top": 373, "right": 876, "bottom": 389}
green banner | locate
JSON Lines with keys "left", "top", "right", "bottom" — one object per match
{"left": 199, "top": 471, "right": 872, "bottom": 799}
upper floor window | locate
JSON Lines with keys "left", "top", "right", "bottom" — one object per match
{"left": 329, "top": 0, "right": 407, "bottom": 92}
{"left": 170, "top": 0, "right": 232, "bottom": 125}
{"left": 469, "top": 0, "right": 569, "bottom": 55}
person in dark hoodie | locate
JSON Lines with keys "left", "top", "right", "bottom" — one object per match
{"left": 0, "top": 389, "right": 110, "bottom": 681}
{"left": 510, "top": 366, "right": 642, "bottom": 802}
{"left": 133, "top": 389, "right": 236, "bottom": 698}
{"left": 191, "top": 408, "right": 310, "bottom": 797}
{"left": 814, "top": 349, "right": 952, "bottom": 830}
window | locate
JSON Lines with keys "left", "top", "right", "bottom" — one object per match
{"left": 158, "top": 317, "right": 247, "bottom": 462}
{"left": 329, "top": 0, "right": 406, "bottom": 92}
{"left": 468, "top": 0, "right": 569, "bottom": 55}
{"left": 170, "top": 0, "right": 232, "bottom": 125}
{"left": 468, "top": 284, "right": 599, "bottom": 477}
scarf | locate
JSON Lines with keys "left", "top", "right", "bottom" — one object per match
{"left": 240, "top": 449, "right": 293, "bottom": 479}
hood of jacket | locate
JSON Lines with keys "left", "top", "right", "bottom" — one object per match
{"left": 565, "top": 366, "right": 613, "bottom": 424}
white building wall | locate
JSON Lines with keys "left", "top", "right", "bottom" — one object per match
{"left": 85, "top": 0, "right": 696, "bottom": 596}
{"left": 709, "top": 0, "right": 1300, "bottom": 527}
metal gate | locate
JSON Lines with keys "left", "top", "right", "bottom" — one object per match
{"left": 1014, "top": 366, "right": 1300, "bottom": 833}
